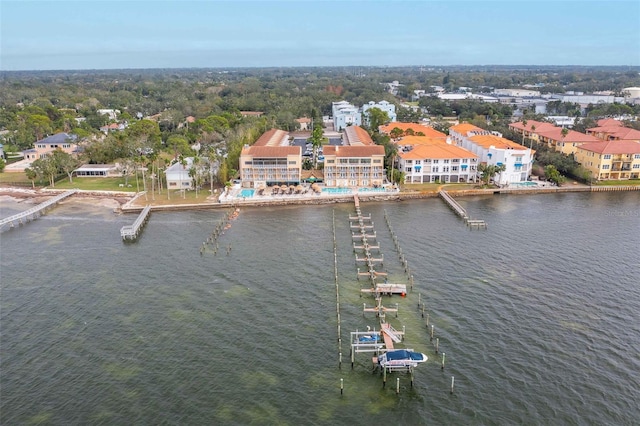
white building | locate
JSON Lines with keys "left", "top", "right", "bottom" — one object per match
{"left": 332, "top": 101, "right": 361, "bottom": 131}
{"left": 450, "top": 123, "right": 533, "bottom": 185}
{"left": 494, "top": 88, "right": 541, "bottom": 97}
{"left": 165, "top": 157, "right": 208, "bottom": 190}
{"left": 362, "top": 101, "right": 397, "bottom": 125}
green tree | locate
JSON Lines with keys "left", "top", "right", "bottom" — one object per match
{"left": 25, "top": 167, "right": 37, "bottom": 188}
{"left": 31, "top": 157, "right": 57, "bottom": 187}
{"left": 51, "top": 150, "right": 80, "bottom": 183}
{"left": 366, "top": 107, "right": 390, "bottom": 133}
{"left": 478, "top": 163, "right": 507, "bottom": 186}
{"left": 544, "top": 164, "right": 565, "bottom": 186}
{"left": 308, "top": 123, "right": 327, "bottom": 168}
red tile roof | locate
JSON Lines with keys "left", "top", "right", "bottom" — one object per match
{"left": 469, "top": 135, "right": 527, "bottom": 150}
{"left": 344, "top": 125, "right": 374, "bottom": 145}
{"left": 596, "top": 118, "right": 623, "bottom": 127}
{"left": 240, "top": 111, "right": 264, "bottom": 117}
{"left": 379, "top": 122, "right": 447, "bottom": 139}
{"left": 324, "top": 145, "right": 385, "bottom": 157}
{"left": 449, "top": 123, "right": 487, "bottom": 135}
{"left": 398, "top": 136, "right": 449, "bottom": 146}
{"left": 253, "top": 129, "right": 289, "bottom": 146}
{"left": 242, "top": 146, "right": 300, "bottom": 157}
{"left": 508, "top": 120, "right": 556, "bottom": 132}
{"left": 587, "top": 126, "right": 640, "bottom": 141}
{"left": 536, "top": 128, "right": 600, "bottom": 143}
{"left": 578, "top": 140, "right": 640, "bottom": 155}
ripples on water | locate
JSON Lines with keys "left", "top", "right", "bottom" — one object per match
{"left": 1, "top": 192, "right": 639, "bottom": 424}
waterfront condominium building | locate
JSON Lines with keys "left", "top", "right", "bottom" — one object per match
{"left": 322, "top": 145, "right": 386, "bottom": 188}
{"left": 450, "top": 123, "right": 533, "bottom": 185}
{"left": 397, "top": 138, "right": 478, "bottom": 184}
{"left": 574, "top": 140, "right": 640, "bottom": 181}
{"left": 332, "top": 101, "right": 361, "bottom": 131}
{"left": 361, "top": 101, "right": 397, "bottom": 125}
{"left": 239, "top": 129, "right": 302, "bottom": 187}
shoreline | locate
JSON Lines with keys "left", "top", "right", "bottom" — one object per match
{"left": 1, "top": 185, "right": 639, "bottom": 214}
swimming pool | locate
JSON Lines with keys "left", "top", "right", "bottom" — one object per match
{"left": 239, "top": 188, "right": 255, "bottom": 197}
{"left": 322, "top": 187, "right": 352, "bottom": 194}
{"left": 358, "top": 187, "right": 387, "bottom": 192}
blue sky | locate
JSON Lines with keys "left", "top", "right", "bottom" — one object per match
{"left": 1, "top": 0, "right": 639, "bottom": 70}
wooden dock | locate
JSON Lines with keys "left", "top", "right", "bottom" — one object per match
{"left": 120, "top": 205, "right": 151, "bottom": 241}
{"left": 361, "top": 283, "right": 407, "bottom": 296}
{"left": 439, "top": 190, "right": 487, "bottom": 229}
{"left": 0, "top": 190, "right": 77, "bottom": 231}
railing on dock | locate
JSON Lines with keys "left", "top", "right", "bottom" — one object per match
{"left": 439, "top": 190, "right": 487, "bottom": 229}
{"left": 0, "top": 190, "right": 77, "bottom": 231}
{"left": 120, "top": 205, "right": 151, "bottom": 241}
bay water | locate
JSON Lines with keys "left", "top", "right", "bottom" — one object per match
{"left": 1, "top": 192, "right": 639, "bottom": 425}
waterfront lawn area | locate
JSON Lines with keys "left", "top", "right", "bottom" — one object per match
{"left": 593, "top": 179, "right": 640, "bottom": 186}
{"left": 131, "top": 189, "right": 219, "bottom": 206}
{"left": 0, "top": 172, "right": 30, "bottom": 185}
{"left": 54, "top": 177, "right": 138, "bottom": 192}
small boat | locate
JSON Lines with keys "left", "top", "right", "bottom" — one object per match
{"left": 358, "top": 334, "right": 381, "bottom": 343}
{"left": 378, "top": 349, "right": 427, "bottom": 368}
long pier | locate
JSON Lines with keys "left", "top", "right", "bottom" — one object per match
{"left": 439, "top": 190, "right": 487, "bottom": 229}
{"left": 0, "top": 190, "right": 77, "bottom": 231}
{"left": 120, "top": 205, "right": 151, "bottom": 241}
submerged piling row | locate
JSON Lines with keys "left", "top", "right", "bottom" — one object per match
{"left": 200, "top": 208, "right": 238, "bottom": 256}
{"left": 333, "top": 210, "right": 343, "bottom": 368}
{"left": 383, "top": 210, "right": 414, "bottom": 287}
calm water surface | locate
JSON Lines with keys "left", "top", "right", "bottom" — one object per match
{"left": 1, "top": 192, "right": 639, "bottom": 425}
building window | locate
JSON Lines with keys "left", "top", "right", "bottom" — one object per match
{"left": 444, "top": 159, "right": 450, "bottom": 163}
{"left": 433, "top": 160, "right": 439, "bottom": 164}
{"left": 634, "top": 154, "right": 640, "bottom": 159}
{"left": 602, "top": 164, "right": 610, "bottom": 169}
{"left": 415, "top": 160, "right": 421, "bottom": 165}
{"left": 633, "top": 164, "right": 640, "bottom": 169}
{"left": 432, "top": 167, "right": 439, "bottom": 173}
{"left": 405, "top": 167, "right": 412, "bottom": 173}
{"left": 604, "top": 154, "right": 611, "bottom": 159}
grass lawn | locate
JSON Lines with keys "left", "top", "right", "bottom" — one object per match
{"left": 593, "top": 179, "right": 640, "bottom": 186}
{"left": 54, "top": 177, "right": 138, "bottom": 192}
{"left": 131, "top": 188, "right": 219, "bottom": 206}
{"left": 0, "top": 172, "right": 31, "bottom": 185}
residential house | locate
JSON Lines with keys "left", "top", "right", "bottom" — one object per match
{"left": 398, "top": 141, "right": 478, "bottom": 184}
{"left": 239, "top": 111, "right": 264, "bottom": 118}
{"left": 23, "top": 133, "right": 78, "bottom": 161}
{"left": 296, "top": 117, "right": 312, "bottom": 131}
{"left": 165, "top": 157, "right": 203, "bottom": 190}
{"left": 322, "top": 145, "right": 386, "bottom": 188}
{"left": 362, "top": 101, "right": 397, "bottom": 125}
{"left": 450, "top": 123, "right": 533, "bottom": 184}
{"left": 99, "top": 122, "right": 126, "bottom": 134}
{"left": 332, "top": 101, "right": 361, "bottom": 131}
{"left": 574, "top": 141, "right": 640, "bottom": 181}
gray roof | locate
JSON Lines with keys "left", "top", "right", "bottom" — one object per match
{"left": 36, "top": 133, "right": 77, "bottom": 145}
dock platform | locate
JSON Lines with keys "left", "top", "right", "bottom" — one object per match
{"left": 361, "top": 283, "right": 407, "bottom": 296}
{"left": 0, "top": 190, "right": 77, "bottom": 231}
{"left": 120, "top": 205, "right": 151, "bottom": 240}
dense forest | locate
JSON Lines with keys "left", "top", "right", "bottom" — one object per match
{"left": 1, "top": 66, "right": 639, "bottom": 183}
